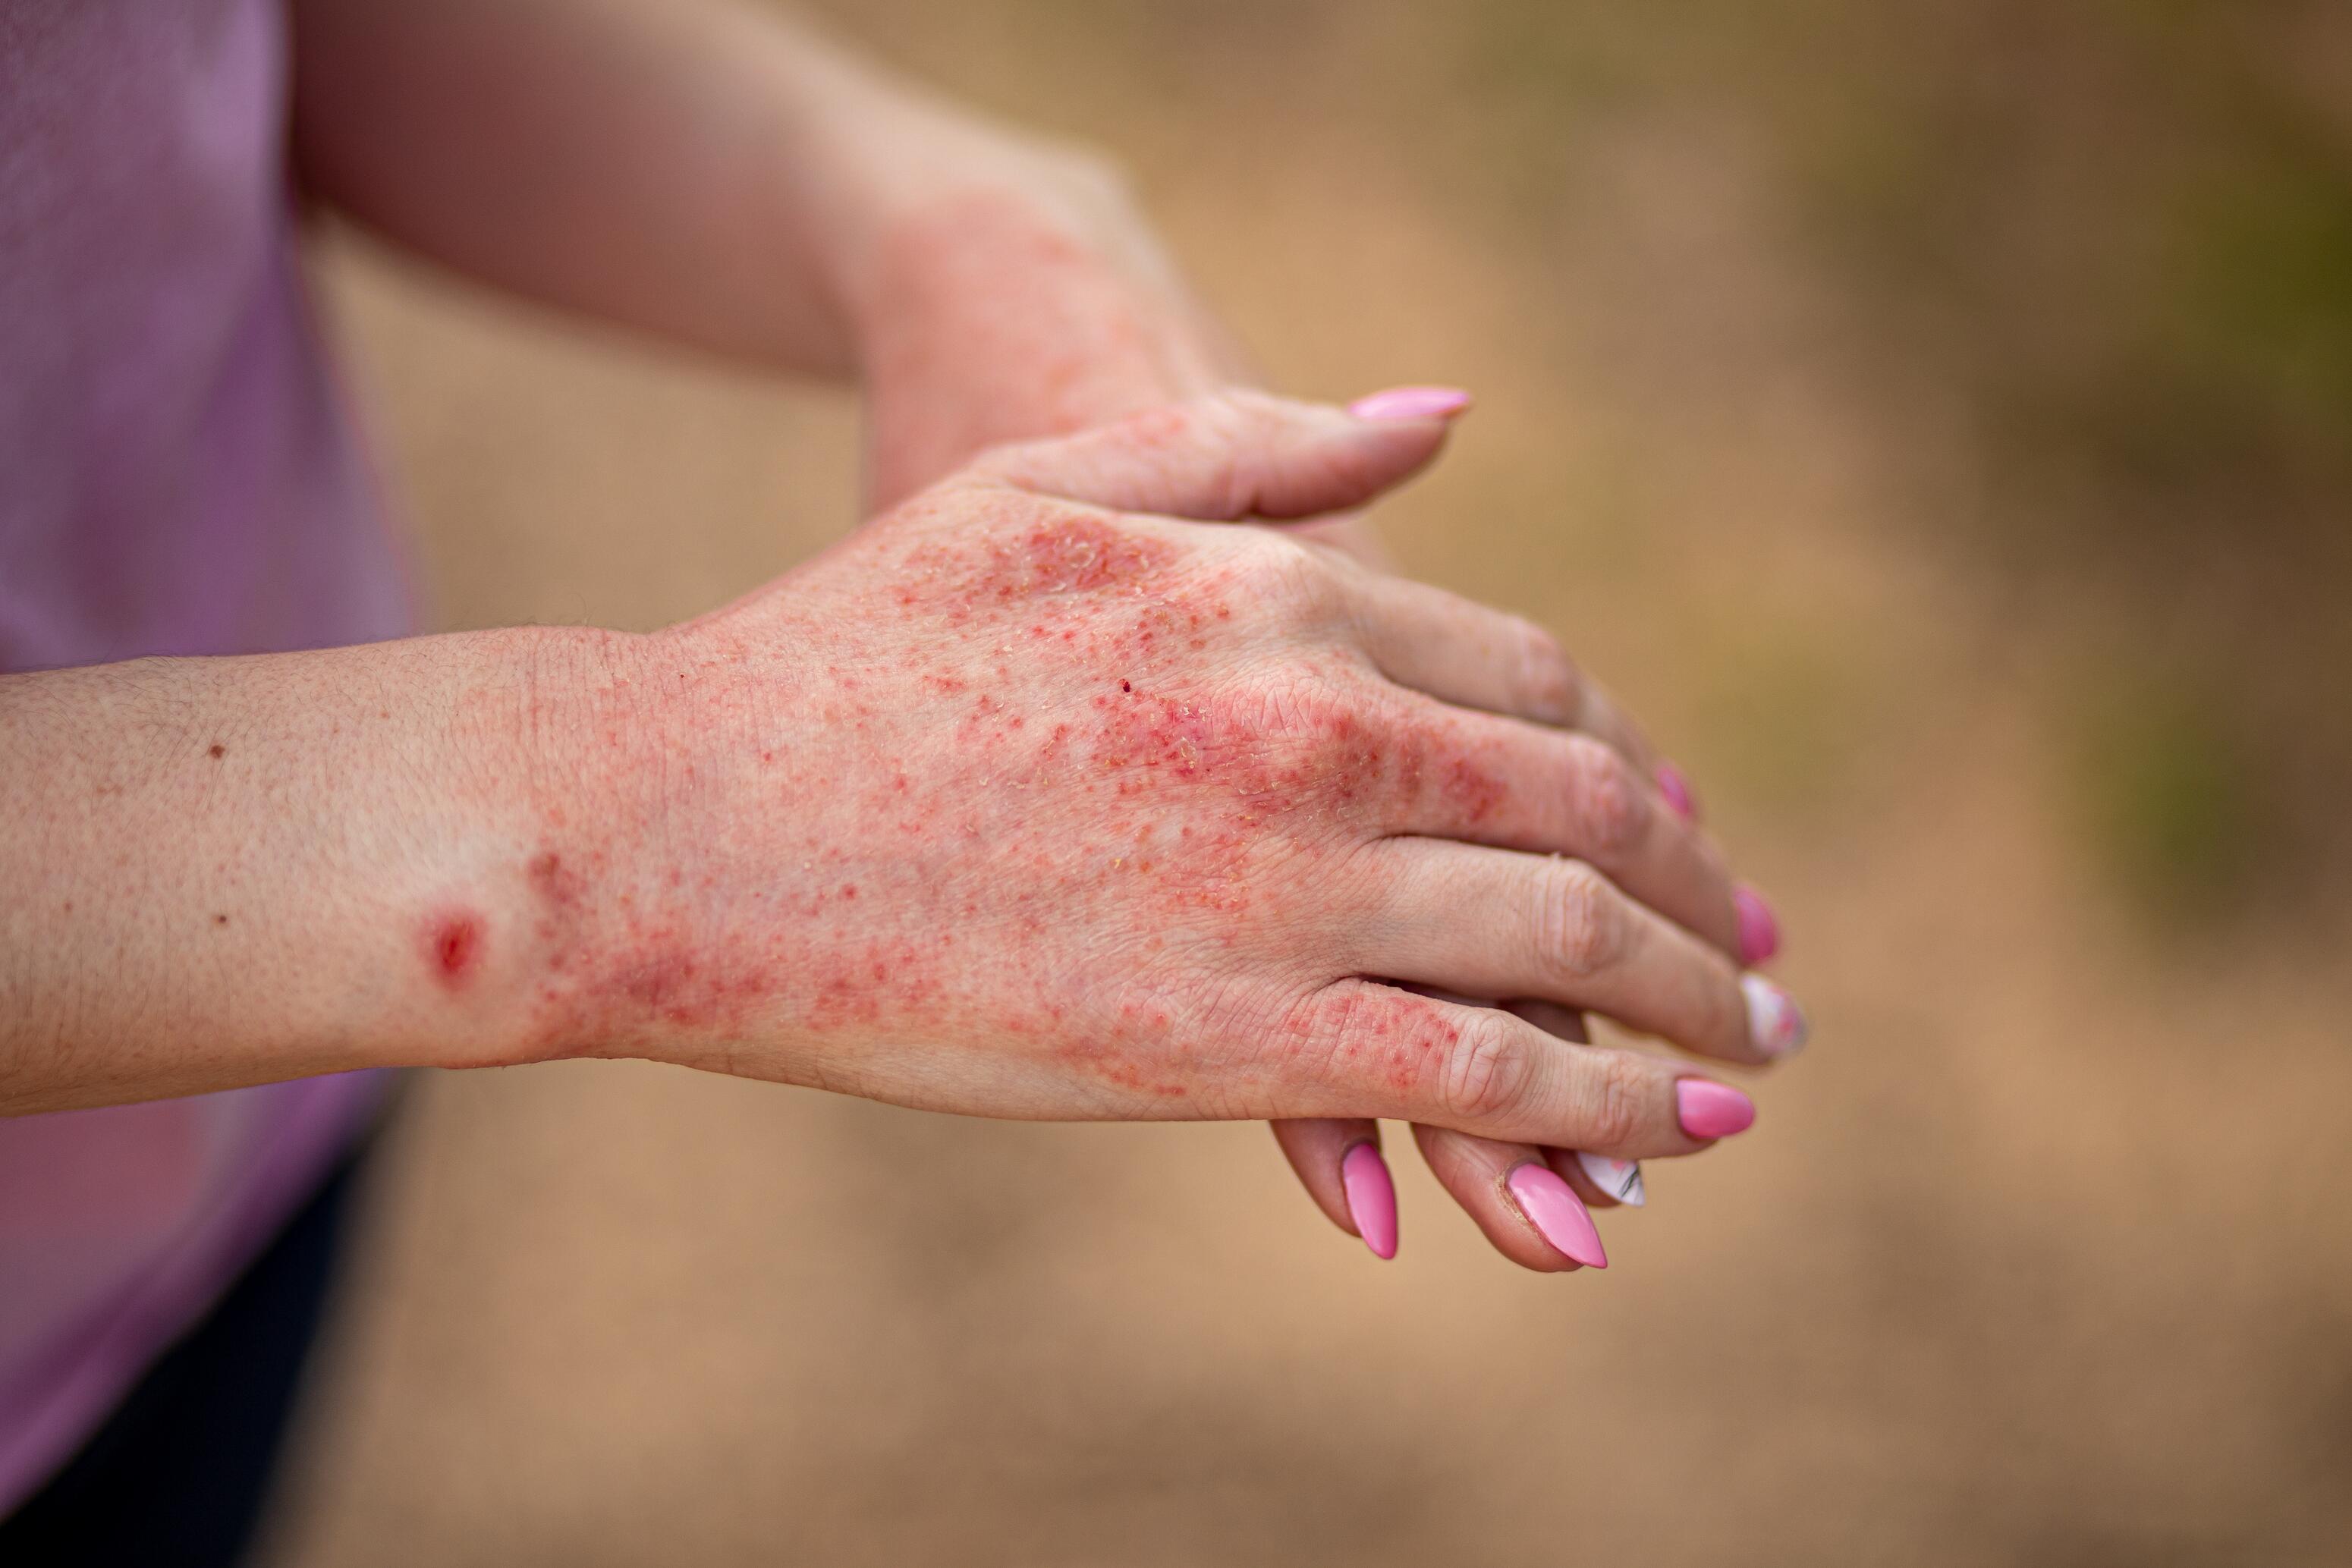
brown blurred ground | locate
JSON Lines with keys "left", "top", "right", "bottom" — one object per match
{"left": 258, "top": 3, "right": 2352, "bottom": 1563}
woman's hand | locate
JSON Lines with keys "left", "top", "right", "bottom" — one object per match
{"left": 512, "top": 394, "right": 1794, "bottom": 1199}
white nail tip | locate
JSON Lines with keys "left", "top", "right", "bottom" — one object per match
{"left": 1575, "top": 1151, "right": 1646, "bottom": 1207}
{"left": 1741, "top": 973, "right": 1809, "bottom": 1057}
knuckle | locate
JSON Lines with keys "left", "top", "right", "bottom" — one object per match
{"left": 1218, "top": 665, "right": 1360, "bottom": 753}
{"left": 1438, "top": 1012, "right": 1537, "bottom": 1125}
{"left": 1564, "top": 737, "right": 1649, "bottom": 861}
{"left": 1534, "top": 860, "right": 1630, "bottom": 982}
{"left": 1187, "top": 393, "right": 1278, "bottom": 518}
{"left": 1514, "top": 623, "right": 1579, "bottom": 722}
{"left": 1237, "top": 529, "right": 1339, "bottom": 616}
{"left": 1574, "top": 1055, "right": 1653, "bottom": 1152}
{"left": 1218, "top": 665, "right": 1405, "bottom": 825}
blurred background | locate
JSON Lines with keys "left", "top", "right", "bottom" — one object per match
{"left": 260, "top": 2, "right": 2352, "bottom": 1563}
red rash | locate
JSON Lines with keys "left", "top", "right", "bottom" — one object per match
{"left": 456, "top": 471, "right": 1514, "bottom": 1110}
{"left": 902, "top": 515, "right": 1181, "bottom": 624}
{"left": 994, "top": 517, "right": 1172, "bottom": 597}
{"left": 517, "top": 847, "right": 835, "bottom": 1053}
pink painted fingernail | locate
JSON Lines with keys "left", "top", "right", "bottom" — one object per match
{"left": 1347, "top": 385, "right": 1473, "bottom": 422}
{"left": 1742, "top": 973, "right": 1810, "bottom": 1057}
{"left": 1575, "top": 1150, "right": 1647, "bottom": 1207}
{"left": 1341, "top": 1142, "right": 1398, "bottom": 1260}
{"left": 1655, "top": 761, "right": 1697, "bottom": 821}
{"left": 1677, "top": 1079, "right": 1757, "bottom": 1139}
{"left": 1506, "top": 1163, "right": 1608, "bottom": 1268}
{"left": 1734, "top": 884, "right": 1781, "bottom": 966}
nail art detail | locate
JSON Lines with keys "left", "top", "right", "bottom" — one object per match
{"left": 1506, "top": 1163, "right": 1608, "bottom": 1268}
{"left": 1740, "top": 973, "right": 1809, "bottom": 1057}
{"left": 1347, "top": 385, "right": 1473, "bottom": 422}
{"left": 1575, "top": 1150, "right": 1647, "bottom": 1207}
{"left": 1676, "top": 1079, "right": 1758, "bottom": 1139}
{"left": 1654, "top": 762, "right": 1696, "bottom": 821}
{"left": 1341, "top": 1142, "right": 1398, "bottom": 1260}
{"left": 1734, "top": 885, "right": 1781, "bottom": 966}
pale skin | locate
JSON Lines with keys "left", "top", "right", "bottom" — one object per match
{"left": 1, "top": 0, "right": 1800, "bottom": 1271}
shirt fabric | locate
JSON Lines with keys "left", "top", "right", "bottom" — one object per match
{"left": 1, "top": 0, "right": 412, "bottom": 1513}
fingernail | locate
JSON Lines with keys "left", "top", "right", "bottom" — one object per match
{"left": 1654, "top": 761, "right": 1697, "bottom": 821}
{"left": 1741, "top": 973, "right": 1809, "bottom": 1057}
{"left": 1734, "top": 885, "right": 1781, "bottom": 966}
{"left": 1574, "top": 1150, "right": 1647, "bottom": 1207}
{"left": 1676, "top": 1079, "right": 1757, "bottom": 1139}
{"left": 1347, "top": 385, "right": 1473, "bottom": 422}
{"left": 1341, "top": 1142, "right": 1398, "bottom": 1260}
{"left": 1506, "top": 1163, "right": 1608, "bottom": 1268}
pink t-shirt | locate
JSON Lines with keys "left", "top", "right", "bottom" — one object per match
{"left": 1, "top": 0, "right": 411, "bottom": 1511}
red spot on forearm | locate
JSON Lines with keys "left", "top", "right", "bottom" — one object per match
{"left": 424, "top": 911, "right": 485, "bottom": 991}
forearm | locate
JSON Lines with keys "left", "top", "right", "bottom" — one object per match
{"left": 0, "top": 627, "right": 636, "bottom": 1114}
{"left": 290, "top": 0, "right": 964, "bottom": 375}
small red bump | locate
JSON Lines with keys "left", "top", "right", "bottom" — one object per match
{"left": 425, "top": 912, "right": 485, "bottom": 991}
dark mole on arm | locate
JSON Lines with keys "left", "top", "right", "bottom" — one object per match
{"left": 208, "top": 743, "right": 225, "bottom": 759}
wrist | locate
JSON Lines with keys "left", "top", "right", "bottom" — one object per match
{"left": 450, "top": 616, "right": 837, "bottom": 1076}
{"left": 405, "top": 624, "right": 661, "bottom": 1072}
{"left": 795, "top": 90, "right": 1135, "bottom": 363}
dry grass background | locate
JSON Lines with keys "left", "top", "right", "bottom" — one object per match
{"left": 258, "top": 2, "right": 2352, "bottom": 1563}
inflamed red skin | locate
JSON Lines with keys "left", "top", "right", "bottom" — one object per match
{"left": 420, "top": 392, "right": 1766, "bottom": 1171}
{"left": 519, "top": 504, "right": 1486, "bottom": 1104}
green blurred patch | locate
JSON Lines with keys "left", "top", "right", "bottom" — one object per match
{"left": 2062, "top": 666, "right": 2270, "bottom": 921}
{"left": 2162, "top": 145, "right": 2352, "bottom": 474}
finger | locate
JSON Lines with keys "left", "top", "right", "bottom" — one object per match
{"left": 973, "top": 386, "right": 1466, "bottom": 522}
{"left": 1470, "top": 1001, "right": 1642, "bottom": 1210}
{"left": 1396, "top": 993, "right": 1632, "bottom": 1210}
{"left": 1335, "top": 564, "right": 1659, "bottom": 773}
{"left": 1329, "top": 565, "right": 1756, "bottom": 931}
{"left": 1376, "top": 699, "right": 1743, "bottom": 958}
{"left": 1559, "top": 1146, "right": 1649, "bottom": 1208}
{"left": 1500, "top": 1004, "right": 1640, "bottom": 1205}
{"left": 1270, "top": 1117, "right": 1397, "bottom": 1260}
{"left": 1412, "top": 1123, "right": 1607, "bottom": 1272}
{"left": 1284, "top": 981, "right": 1755, "bottom": 1156}
{"left": 1351, "top": 841, "right": 1806, "bottom": 1066}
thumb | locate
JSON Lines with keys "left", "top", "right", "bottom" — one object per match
{"left": 973, "top": 385, "right": 1470, "bottom": 520}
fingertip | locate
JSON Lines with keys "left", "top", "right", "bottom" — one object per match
{"left": 1655, "top": 760, "right": 1698, "bottom": 821}
{"left": 1675, "top": 1078, "right": 1757, "bottom": 1139}
{"left": 1571, "top": 1149, "right": 1647, "bottom": 1208}
{"left": 1740, "top": 973, "right": 1809, "bottom": 1058}
{"left": 1505, "top": 1161, "right": 1608, "bottom": 1269}
{"left": 1347, "top": 385, "right": 1474, "bottom": 423}
{"left": 1734, "top": 884, "right": 1782, "bottom": 966}
{"left": 1341, "top": 1141, "right": 1399, "bottom": 1260}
